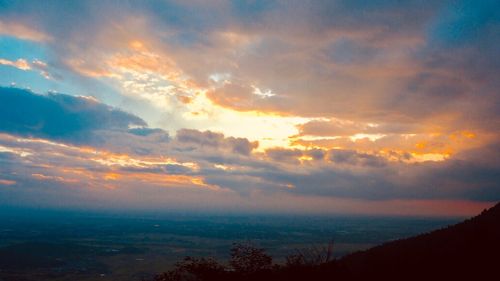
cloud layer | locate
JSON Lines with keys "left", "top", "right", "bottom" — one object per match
{"left": 0, "top": 1, "right": 498, "bottom": 215}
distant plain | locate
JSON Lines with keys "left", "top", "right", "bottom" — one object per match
{"left": 0, "top": 209, "right": 459, "bottom": 281}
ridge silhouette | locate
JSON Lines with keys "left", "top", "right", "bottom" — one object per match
{"left": 340, "top": 202, "right": 500, "bottom": 280}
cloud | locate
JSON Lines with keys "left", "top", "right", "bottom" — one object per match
{"left": 265, "top": 148, "right": 303, "bottom": 164}
{"left": 206, "top": 82, "right": 256, "bottom": 111}
{"left": 1, "top": 1, "right": 497, "bottom": 119}
{"left": 0, "top": 19, "right": 50, "bottom": 41}
{"left": 0, "top": 1, "right": 498, "bottom": 215}
{"left": 2, "top": 0, "right": 495, "bottom": 143}
{"left": 0, "top": 58, "right": 31, "bottom": 70}
{"left": 0, "top": 87, "right": 146, "bottom": 144}
{"left": 175, "top": 129, "right": 258, "bottom": 155}
{"left": 0, "top": 179, "right": 16, "bottom": 185}
{"left": 296, "top": 119, "right": 426, "bottom": 137}
{"left": 0, "top": 58, "right": 52, "bottom": 79}
{"left": 327, "top": 149, "right": 387, "bottom": 167}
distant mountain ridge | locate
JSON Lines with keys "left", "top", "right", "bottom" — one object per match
{"left": 340, "top": 202, "right": 500, "bottom": 280}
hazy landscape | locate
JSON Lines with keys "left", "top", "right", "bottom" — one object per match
{"left": 0, "top": 209, "right": 458, "bottom": 281}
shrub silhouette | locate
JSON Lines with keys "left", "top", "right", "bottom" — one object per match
{"left": 150, "top": 242, "right": 339, "bottom": 281}
{"left": 229, "top": 242, "right": 273, "bottom": 274}
{"left": 153, "top": 257, "right": 226, "bottom": 281}
{"left": 285, "top": 240, "right": 334, "bottom": 267}
{"left": 151, "top": 242, "right": 274, "bottom": 281}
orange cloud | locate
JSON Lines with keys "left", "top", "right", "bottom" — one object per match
{"left": 0, "top": 179, "right": 16, "bottom": 186}
{"left": 0, "top": 58, "right": 31, "bottom": 70}
{"left": 0, "top": 20, "right": 51, "bottom": 42}
{"left": 31, "top": 173, "right": 79, "bottom": 184}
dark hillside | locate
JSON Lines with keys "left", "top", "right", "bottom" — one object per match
{"left": 340, "top": 202, "right": 500, "bottom": 280}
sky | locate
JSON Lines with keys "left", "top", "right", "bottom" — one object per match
{"left": 0, "top": 0, "right": 498, "bottom": 216}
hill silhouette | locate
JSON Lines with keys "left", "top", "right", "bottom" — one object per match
{"left": 151, "top": 202, "right": 500, "bottom": 281}
{"left": 339, "top": 202, "right": 500, "bottom": 280}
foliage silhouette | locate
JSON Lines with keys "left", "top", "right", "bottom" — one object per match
{"left": 285, "top": 239, "right": 335, "bottom": 267}
{"left": 150, "top": 241, "right": 342, "bottom": 281}
{"left": 153, "top": 257, "right": 226, "bottom": 281}
{"left": 229, "top": 242, "right": 273, "bottom": 274}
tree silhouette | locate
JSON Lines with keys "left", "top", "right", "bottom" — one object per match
{"left": 229, "top": 242, "right": 273, "bottom": 274}
{"left": 154, "top": 257, "right": 225, "bottom": 281}
{"left": 286, "top": 239, "right": 335, "bottom": 267}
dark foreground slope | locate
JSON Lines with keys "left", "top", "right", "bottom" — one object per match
{"left": 340, "top": 202, "right": 500, "bottom": 280}
{"left": 152, "top": 202, "right": 500, "bottom": 281}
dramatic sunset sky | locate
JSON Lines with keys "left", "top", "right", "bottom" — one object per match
{"left": 0, "top": 0, "right": 498, "bottom": 216}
